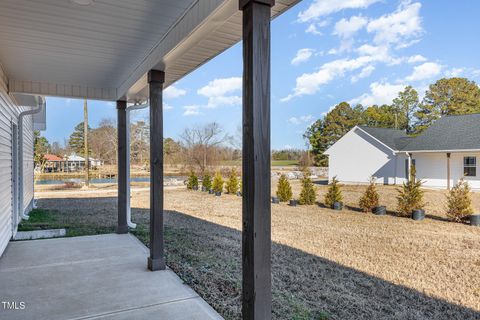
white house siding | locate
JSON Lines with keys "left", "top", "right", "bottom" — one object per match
{"left": 327, "top": 128, "right": 398, "bottom": 185}
{"left": 413, "top": 152, "right": 480, "bottom": 189}
{"left": 0, "top": 65, "right": 35, "bottom": 257}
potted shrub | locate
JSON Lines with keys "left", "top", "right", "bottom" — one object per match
{"left": 446, "top": 178, "right": 478, "bottom": 225}
{"left": 186, "top": 171, "right": 199, "bottom": 190}
{"left": 202, "top": 173, "right": 212, "bottom": 192}
{"left": 271, "top": 196, "right": 280, "bottom": 204}
{"left": 225, "top": 168, "right": 240, "bottom": 194}
{"left": 359, "top": 176, "right": 385, "bottom": 215}
{"left": 325, "top": 176, "right": 343, "bottom": 210}
{"left": 289, "top": 199, "right": 297, "bottom": 207}
{"left": 298, "top": 174, "right": 316, "bottom": 205}
{"left": 212, "top": 171, "right": 224, "bottom": 196}
{"left": 396, "top": 166, "right": 425, "bottom": 220}
{"left": 276, "top": 174, "right": 293, "bottom": 202}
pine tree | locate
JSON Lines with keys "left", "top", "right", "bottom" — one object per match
{"left": 396, "top": 166, "right": 425, "bottom": 216}
{"left": 298, "top": 174, "right": 316, "bottom": 205}
{"left": 324, "top": 176, "right": 343, "bottom": 207}
{"left": 359, "top": 176, "right": 380, "bottom": 212}
{"left": 212, "top": 171, "right": 224, "bottom": 193}
{"left": 68, "top": 122, "right": 92, "bottom": 155}
{"left": 187, "top": 171, "right": 198, "bottom": 190}
{"left": 225, "top": 168, "right": 239, "bottom": 194}
{"left": 446, "top": 178, "right": 474, "bottom": 222}
{"left": 276, "top": 174, "right": 293, "bottom": 202}
{"left": 202, "top": 173, "right": 212, "bottom": 190}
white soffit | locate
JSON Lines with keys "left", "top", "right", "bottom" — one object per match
{"left": 0, "top": 0, "right": 299, "bottom": 102}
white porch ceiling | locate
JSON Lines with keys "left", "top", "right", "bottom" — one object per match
{"left": 0, "top": 0, "right": 299, "bottom": 102}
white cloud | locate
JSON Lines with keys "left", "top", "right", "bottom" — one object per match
{"left": 333, "top": 16, "right": 368, "bottom": 39}
{"left": 349, "top": 82, "right": 406, "bottom": 106}
{"left": 284, "top": 144, "right": 293, "bottom": 150}
{"left": 164, "top": 103, "right": 173, "bottom": 110}
{"left": 183, "top": 105, "right": 201, "bottom": 116}
{"left": 351, "top": 65, "right": 375, "bottom": 82}
{"left": 288, "top": 115, "right": 313, "bottom": 125}
{"left": 305, "top": 19, "right": 331, "bottom": 35}
{"left": 445, "top": 67, "right": 464, "bottom": 77}
{"left": 282, "top": 55, "right": 378, "bottom": 101}
{"left": 407, "top": 54, "right": 427, "bottom": 64}
{"left": 197, "top": 77, "right": 242, "bottom": 108}
{"left": 164, "top": 85, "right": 186, "bottom": 99}
{"left": 298, "top": 0, "right": 380, "bottom": 22}
{"left": 366, "top": 1, "right": 423, "bottom": 47}
{"left": 291, "top": 48, "right": 315, "bottom": 65}
{"left": 405, "top": 62, "right": 442, "bottom": 82}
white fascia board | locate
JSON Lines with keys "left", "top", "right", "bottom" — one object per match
{"left": 8, "top": 79, "right": 117, "bottom": 101}
{"left": 402, "top": 149, "right": 480, "bottom": 153}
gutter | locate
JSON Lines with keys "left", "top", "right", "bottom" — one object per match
{"left": 124, "top": 102, "right": 149, "bottom": 229}
{"left": 18, "top": 96, "right": 44, "bottom": 220}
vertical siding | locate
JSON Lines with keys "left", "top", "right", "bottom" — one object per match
{"left": 0, "top": 64, "right": 35, "bottom": 257}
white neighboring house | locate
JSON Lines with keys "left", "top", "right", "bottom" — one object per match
{"left": 324, "top": 114, "right": 480, "bottom": 189}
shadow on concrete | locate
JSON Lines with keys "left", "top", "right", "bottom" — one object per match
{"left": 35, "top": 196, "right": 480, "bottom": 320}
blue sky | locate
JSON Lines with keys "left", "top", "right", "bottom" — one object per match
{"left": 44, "top": 0, "right": 480, "bottom": 150}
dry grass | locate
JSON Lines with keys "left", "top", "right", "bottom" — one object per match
{"left": 34, "top": 181, "right": 480, "bottom": 320}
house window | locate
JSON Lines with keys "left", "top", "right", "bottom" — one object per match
{"left": 464, "top": 156, "right": 476, "bottom": 177}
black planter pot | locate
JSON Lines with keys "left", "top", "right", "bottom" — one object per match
{"left": 372, "top": 206, "right": 386, "bottom": 215}
{"left": 192, "top": 185, "right": 198, "bottom": 191}
{"left": 208, "top": 189, "right": 214, "bottom": 194}
{"left": 470, "top": 214, "right": 480, "bottom": 226}
{"left": 289, "top": 200, "right": 297, "bottom": 207}
{"left": 331, "top": 202, "right": 343, "bottom": 210}
{"left": 215, "top": 191, "right": 222, "bottom": 196}
{"left": 411, "top": 209, "right": 425, "bottom": 221}
{"left": 271, "top": 197, "right": 280, "bottom": 204}
{"left": 236, "top": 191, "right": 242, "bottom": 197}
{"left": 201, "top": 186, "right": 207, "bottom": 192}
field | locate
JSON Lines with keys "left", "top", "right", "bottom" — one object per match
{"left": 27, "top": 182, "right": 480, "bottom": 320}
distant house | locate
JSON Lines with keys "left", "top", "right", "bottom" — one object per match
{"left": 40, "top": 154, "right": 104, "bottom": 172}
{"left": 324, "top": 114, "right": 480, "bottom": 189}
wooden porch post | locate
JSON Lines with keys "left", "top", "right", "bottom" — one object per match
{"left": 447, "top": 153, "right": 451, "bottom": 190}
{"left": 116, "top": 100, "right": 128, "bottom": 234}
{"left": 148, "top": 69, "right": 166, "bottom": 271}
{"left": 240, "top": 0, "right": 274, "bottom": 319}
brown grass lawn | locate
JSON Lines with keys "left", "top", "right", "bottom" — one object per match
{"left": 31, "top": 181, "right": 480, "bottom": 320}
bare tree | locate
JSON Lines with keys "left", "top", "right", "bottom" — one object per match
{"left": 130, "top": 120, "right": 150, "bottom": 165}
{"left": 180, "top": 122, "right": 232, "bottom": 172}
{"left": 90, "top": 118, "right": 117, "bottom": 165}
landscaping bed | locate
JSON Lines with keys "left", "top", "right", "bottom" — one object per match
{"left": 32, "top": 183, "right": 480, "bottom": 320}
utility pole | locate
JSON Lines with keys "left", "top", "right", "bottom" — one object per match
{"left": 84, "top": 97, "right": 90, "bottom": 187}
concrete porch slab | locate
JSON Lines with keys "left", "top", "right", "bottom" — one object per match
{"left": 0, "top": 234, "right": 223, "bottom": 320}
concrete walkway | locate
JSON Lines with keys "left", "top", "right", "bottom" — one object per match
{"left": 0, "top": 234, "right": 223, "bottom": 320}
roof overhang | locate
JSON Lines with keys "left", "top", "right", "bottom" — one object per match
{"left": 1, "top": 0, "right": 299, "bottom": 103}
{"left": 402, "top": 149, "right": 480, "bottom": 153}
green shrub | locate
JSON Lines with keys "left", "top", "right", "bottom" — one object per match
{"left": 324, "top": 176, "right": 343, "bottom": 207}
{"left": 396, "top": 166, "right": 424, "bottom": 216}
{"left": 298, "top": 174, "right": 316, "bottom": 205}
{"left": 359, "top": 176, "right": 379, "bottom": 212}
{"left": 212, "top": 171, "right": 224, "bottom": 193}
{"left": 187, "top": 171, "right": 198, "bottom": 190}
{"left": 276, "top": 174, "right": 293, "bottom": 202}
{"left": 225, "top": 168, "right": 240, "bottom": 194}
{"left": 202, "top": 173, "right": 212, "bottom": 190}
{"left": 446, "top": 178, "right": 474, "bottom": 222}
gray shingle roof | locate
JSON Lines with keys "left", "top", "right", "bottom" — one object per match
{"left": 358, "top": 126, "right": 409, "bottom": 150}
{"left": 402, "top": 113, "right": 480, "bottom": 151}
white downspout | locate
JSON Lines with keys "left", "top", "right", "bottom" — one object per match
{"left": 18, "top": 96, "right": 44, "bottom": 220}
{"left": 124, "top": 102, "right": 149, "bottom": 229}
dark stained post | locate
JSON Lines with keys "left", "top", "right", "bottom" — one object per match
{"left": 447, "top": 153, "right": 451, "bottom": 190}
{"left": 240, "top": 0, "right": 274, "bottom": 319}
{"left": 148, "top": 69, "right": 166, "bottom": 271}
{"left": 117, "top": 100, "right": 128, "bottom": 234}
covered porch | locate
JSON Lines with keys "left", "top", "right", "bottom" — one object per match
{"left": 0, "top": 234, "right": 221, "bottom": 319}
{"left": 0, "top": 0, "right": 299, "bottom": 319}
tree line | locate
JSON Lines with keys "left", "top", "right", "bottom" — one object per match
{"left": 304, "top": 77, "right": 480, "bottom": 166}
